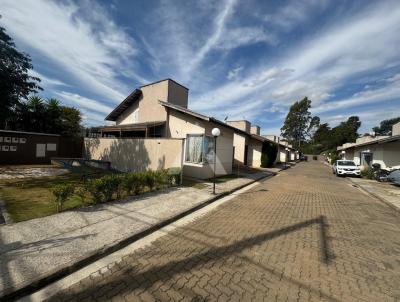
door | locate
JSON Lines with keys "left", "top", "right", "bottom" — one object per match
{"left": 361, "top": 152, "right": 373, "bottom": 167}
{"left": 244, "top": 145, "right": 248, "bottom": 165}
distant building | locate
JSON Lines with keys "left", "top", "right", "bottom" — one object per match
{"left": 0, "top": 130, "right": 60, "bottom": 164}
{"left": 337, "top": 122, "right": 400, "bottom": 169}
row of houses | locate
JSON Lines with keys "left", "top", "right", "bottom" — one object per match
{"left": 85, "top": 79, "right": 298, "bottom": 178}
{"left": 337, "top": 122, "right": 400, "bottom": 169}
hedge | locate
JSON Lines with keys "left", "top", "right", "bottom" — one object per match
{"left": 51, "top": 167, "right": 182, "bottom": 211}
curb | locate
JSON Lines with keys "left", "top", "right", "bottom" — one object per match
{"left": 0, "top": 196, "right": 13, "bottom": 225}
{"left": 1, "top": 172, "right": 276, "bottom": 301}
{"left": 347, "top": 178, "right": 400, "bottom": 215}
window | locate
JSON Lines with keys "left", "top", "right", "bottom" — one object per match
{"left": 47, "top": 143, "right": 57, "bottom": 151}
{"left": 36, "top": 144, "right": 46, "bottom": 157}
{"left": 185, "top": 135, "right": 214, "bottom": 164}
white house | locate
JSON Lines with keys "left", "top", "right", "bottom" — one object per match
{"left": 337, "top": 122, "right": 400, "bottom": 169}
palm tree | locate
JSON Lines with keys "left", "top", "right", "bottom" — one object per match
{"left": 27, "top": 96, "right": 45, "bottom": 132}
{"left": 46, "top": 98, "right": 61, "bottom": 133}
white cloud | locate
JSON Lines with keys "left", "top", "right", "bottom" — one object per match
{"left": 0, "top": 0, "right": 145, "bottom": 103}
{"left": 263, "top": 0, "right": 330, "bottom": 32}
{"left": 313, "top": 80, "right": 400, "bottom": 114}
{"left": 215, "top": 26, "right": 277, "bottom": 50}
{"left": 56, "top": 91, "right": 113, "bottom": 115}
{"left": 191, "top": 0, "right": 400, "bottom": 123}
{"left": 227, "top": 67, "right": 243, "bottom": 80}
{"left": 28, "top": 70, "right": 69, "bottom": 88}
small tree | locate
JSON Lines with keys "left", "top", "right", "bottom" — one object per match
{"left": 261, "top": 141, "right": 278, "bottom": 168}
{"left": 51, "top": 184, "right": 75, "bottom": 212}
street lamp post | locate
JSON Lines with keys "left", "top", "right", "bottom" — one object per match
{"left": 211, "top": 128, "right": 221, "bottom": 194}
{"left": 285, "top": 147, "right": 289, "bottom": 168}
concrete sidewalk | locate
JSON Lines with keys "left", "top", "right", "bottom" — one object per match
{"left": 349, "top": 177, "right": 400, "bottom": 211}
{"left": 0, "top": 169, "right": 274, "bottom": 299}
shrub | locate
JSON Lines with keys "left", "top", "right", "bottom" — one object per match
{"left": 143, "top": 171, "right": 156, "bottom": 191}
{"left": 361, "top": 166, "right": 375, "bottom": 179}
{"left": 85, "top": 178, "right": 104, "bottom": 203}
{"left": 75, "top": 187, "right": 87, "bottom": 204}
{"left": 154, "top": 169, "right": 169, "bottom": 189}
{"left": 122, "top": 172, "right": 145, "bottom": 195}
{"left": 261, "top": 141, "right": 278, "bottom": 168}
{"left": 167, "top": 167, "right": 181, "bottom": 186}
{"left": 51, "top": 184, "right": 75, "bottom": 212}
{"left": 101, "top": 174, "right": 121, "bottom": 201}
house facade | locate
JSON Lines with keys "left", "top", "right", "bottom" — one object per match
{"left": 337, "top": 122, "right": 400, "bottom": 169}
{"left": 87, "top": 78, "right": 299, "bottom": 177}
{"left": 88, "top": 79, "right": 240, "bottom": 178}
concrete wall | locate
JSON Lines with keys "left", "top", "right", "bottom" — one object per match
{"left": 168, "top": 110, "right": 234, "bottom": 178}
{"left": 84, "top": 138, "right": 183, "bottom": 173}
{"left": 248, "top": 138, "right": 262, "bottom": 167}
{"left": 393, "top": 122, "right": 400, "bottom": 136}
{"left": 232, "top": 133, "right": 248, "bottom": 165}
{"left": 226, "top": 120, "right": 250, "bottom": 133}
{"left": 167, "top": 80, "right": 188, "bottom": 108}
{"left": 250, "top": 125, "right": 260, "bottom": 135}
{"left": 351, "top": 140, "right": 400, "bottom": 169}
{"left": 117, "top": 101, "right": 139, "bottom": 125}
{"left": 117, "top": 79, "right": 188, "bottom": 126}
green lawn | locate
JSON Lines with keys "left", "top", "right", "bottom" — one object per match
{"left": 210, "top": 174, "right": 239, "bottom": 183}
{"left": 0, "top": 166, "right": 111, "bottom": 222}
{"left": 182, "top": 178, "right": 208, "bottom": 189}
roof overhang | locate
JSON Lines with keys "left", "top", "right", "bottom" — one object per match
{"left": 105, "top": 89, "right": 142, "bottom": 121}
{"left": 338, "top": 135, "right": 400, "bottom": 150}
{"left": 92, "top": 121, "right": 165, "bottom": 132}
{"left": 160, "top": 101, "right": 252, "bottom": 136}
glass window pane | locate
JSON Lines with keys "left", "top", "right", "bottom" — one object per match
{"left": 186, "top": 135, "right": 203, "bottom": 163}
{"left": 204, "top": 136, "right": 215, "bottom": 163}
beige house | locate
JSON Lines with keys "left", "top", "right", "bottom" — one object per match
{"left": 337, "top": 122, "right": 400, "bottom": 169}
{"left": 87, "top": 79, "right": 243, "bottom": 179}
{"left": 263, "top": 135, "right": 297, "bottom": 163}
{"left": 225, "top": 120, "right": 265, "bottom": 167}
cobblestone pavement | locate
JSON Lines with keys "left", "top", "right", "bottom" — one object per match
{"left": 49, "top": 162, "right": 400, "bottom": 302}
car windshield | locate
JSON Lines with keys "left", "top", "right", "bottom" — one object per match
{"left": 337, "top": 161, "right": 356, "bottom": 166}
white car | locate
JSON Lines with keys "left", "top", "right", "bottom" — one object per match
{"left": 332, "top": 160, "right": 361, "bottom": 177}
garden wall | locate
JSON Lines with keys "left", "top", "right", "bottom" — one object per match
{"left": 84, "top": 138, "right": 183, "bottom": 172}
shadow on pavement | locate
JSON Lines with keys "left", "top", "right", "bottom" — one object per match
{"left": 54, "top": 215, "right": 336, "bottom": 301}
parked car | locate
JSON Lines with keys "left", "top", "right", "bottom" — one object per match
{"left": 371, "top": 163, "right": 391, "bottom": 182}
{"left": 387, "top": 169, "right": 400, "bottom": 185}
{"left": 332, "top": 160, "right": 361, "bottom": 177}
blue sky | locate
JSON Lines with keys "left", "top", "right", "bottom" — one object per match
{"left": 1, "top": 0, "right": 400, "bottom": 135}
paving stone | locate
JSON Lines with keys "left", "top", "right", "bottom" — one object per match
{"left": 48, "top": 162, "right": 400, "bottom": 302}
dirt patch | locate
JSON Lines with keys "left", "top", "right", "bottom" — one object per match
{"left": 0, "top": 167, "right": 69, "bottom": 179}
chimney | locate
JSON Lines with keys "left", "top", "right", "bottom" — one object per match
{"left": 392, "top": 121, "right": 400, "bottom": 136}
{"left": 226, "top": 120, "right": 251, "bottom": 133}
{"left": 250, "top": 125, "right": 260, "bottom": 135}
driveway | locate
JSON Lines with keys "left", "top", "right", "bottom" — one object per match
{"left": 49, "top": 161, "right": 400, "bottom": 302}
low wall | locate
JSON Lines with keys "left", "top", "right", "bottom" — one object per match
{"left": 84, "top": 138, "right": 183, "bottom": 172}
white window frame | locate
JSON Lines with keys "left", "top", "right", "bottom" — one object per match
{"left": 185, "top": 134, "right": 214, "bottom": 164}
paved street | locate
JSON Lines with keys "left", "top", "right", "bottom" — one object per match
{"left": 49, "top": 161, "right": 400, "bottom": 302}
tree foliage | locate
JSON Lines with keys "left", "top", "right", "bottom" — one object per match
{"left": 9, "top": 96, "right": 82, "bottom": 136}
{"left": 280, "top": 97, "right": 319, "bottom": 148}
{"left": 0, "top": 19, "right": 41, "bottom": 128}
{"left": 372, "top": 117, "right": 400, "bottom": 135}
{"left": 260, "top": 141, "right": 278, "bottom": 168}
{"left": 300, "top": 116, "right": 361, "bottom": 155}
{"left": 1, "top": 22, "right": 82, "bottom": 136}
